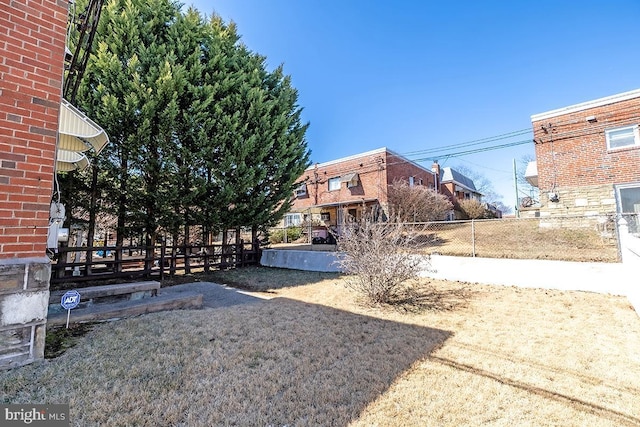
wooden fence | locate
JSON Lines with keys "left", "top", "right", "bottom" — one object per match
{"left": 50, "top": 241, "right": 261, "bottom": 286}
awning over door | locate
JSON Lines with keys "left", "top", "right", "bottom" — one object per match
{"left": 56, "top": 99, "right": 109, "bottom": 172}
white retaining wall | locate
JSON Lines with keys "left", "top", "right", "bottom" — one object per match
{"left": 260, "top": 250, "right": 639, "bottom": 316}
{"left": 261, "top": 249, "right": 343, "bottom": 272}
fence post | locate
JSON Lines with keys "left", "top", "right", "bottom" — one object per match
{"left": 170, "top": 245, "right": 177, "bottom": 277}
{"left": 144, "top": 245, "right": 152, "bottom": 278}
{"left": 160, "top": 240, "right": 166, "bottom": 281}
{"left": 471, "top": 219, "right": 476, "bottom": 257}
{"left": 115, "top": 246, "right": 123, "bottom": 273}
{"left": 240, "top": 240, "right": 245, "bottom": 267}
{"left": 183, "top": 243, "right": 190, "bottom": 274}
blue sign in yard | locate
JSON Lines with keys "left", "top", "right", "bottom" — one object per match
{"left": 61, "top": 290, "right": 81, "bottom": 310}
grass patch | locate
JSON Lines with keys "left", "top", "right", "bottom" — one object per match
{"left": 3, "top": 268, "right": 640, "bottom": 426}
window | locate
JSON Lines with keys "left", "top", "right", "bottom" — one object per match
{"left": 321, "top": 212, "right": 331, "bottom": 221}
{"left": 617, "top": 183, "right": 640, "bottom": 234}
{"left": 328, "top": 177, "right": 341, "bottom": 191}
{"left": 618, "top": 184, "right": 640, "bottom": 214}
{"left": 606, "top": 125, "right": 640, "bottom": 150}
{"left": 294, "top": 183, "right": 307, "bottom": 197}
{"left": 284, "top": 213, "right": 302, "bottom": 227}
{"left": 409, "top": 176, "right": 415, "bottom": 187}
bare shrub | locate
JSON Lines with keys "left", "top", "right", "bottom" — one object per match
{"left": 335, "top": 210, "right": 430, "bottom": 305}
{"left": 457, "top": 198, "right": 493, "bottom": 219}
{"left": 387, "top": 179, "right": 453, "bottom": 222}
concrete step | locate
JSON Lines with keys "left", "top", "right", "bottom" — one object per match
{"left": 48, "top": 281, "right": 161, "bottom": 315}
{"left": 47, "top": 291, "right": 203, "bottom": 326}
{"left": 49, "top": 281, "right": 160, "bottom": 304}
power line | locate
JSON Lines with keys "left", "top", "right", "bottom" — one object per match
{"left": 405, "top": 139, "right": 533, "bottom": 163}
{"left": 403, "top": 128, "right": 532, "bottom": 156}
{"left": 456, "top": 157, "right": 513, "bottom": 175}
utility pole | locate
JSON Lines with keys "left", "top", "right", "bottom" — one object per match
{"left": 64, "top": 0, "right": 105, "bottom": 103}
{"left": 513, "top": 158, "right": 519, "bottom": 218}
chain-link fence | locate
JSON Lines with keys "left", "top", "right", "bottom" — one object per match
{"left": 409, "top": 216, "right": 619, "bottom": 262}
{"left": 269, "top": 215, "right": 624, "bottom": 262}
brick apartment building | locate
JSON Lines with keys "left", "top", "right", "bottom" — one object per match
{"left": 526, "top": 89, "right": 640, "bottom": 222}
{"left": 285, "top": 147, "right": 480, "bottom": 236}
{"left": 0, "top": 1, "right": 108, "bottom": 369}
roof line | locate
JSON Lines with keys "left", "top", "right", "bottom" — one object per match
{"left": 305, "top": 147, "right": 437, "bottom": 177}
{"left": 531, "top": 88, "right": 640, "bottom": 122}
{"left": 305, "top": 147, "right": 388, "bottom": 170}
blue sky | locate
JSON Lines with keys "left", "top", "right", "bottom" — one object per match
{"left": 184, "top": 0, "right": 640, "bottom": 211}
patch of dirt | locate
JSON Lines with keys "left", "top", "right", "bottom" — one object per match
{"left": 45, "top": 323, "right": 96, "bottom": 359}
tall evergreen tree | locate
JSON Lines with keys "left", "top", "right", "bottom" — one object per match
{"left": 198, "top": 16, "right": 310, "bottom": 237}
{"left": 72, "top": 2, "right": 310, "bottom": 248}
{"left": 78, "top": 0, "right": 183, "bottom": 246}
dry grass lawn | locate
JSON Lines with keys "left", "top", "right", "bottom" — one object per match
{"left": 3, "top": 266, "right": 640, "bottom": 426}
{"left": 419, "top": 220, "right": 619, "bottom": 262}
{"left": 275, "top": 219, "right": 620, "bottom": 262}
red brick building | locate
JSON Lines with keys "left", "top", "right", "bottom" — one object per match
{"left": 0, "top": 0, "right": 107, "bottom": 369}
{"left": 527, "top": 89, "right": 640, "bottom": 220}
{"left": 285, "top": 148, "right": 480, "bottom": 235}
{"left": 0, "top": 0, "right": 68, "bottom": 369}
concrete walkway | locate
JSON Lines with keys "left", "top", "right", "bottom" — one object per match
{"left": 160, "top": 282, "right": 272, "bottom": 309}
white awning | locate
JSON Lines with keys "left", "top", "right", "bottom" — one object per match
{"left": 56, "top": 99, "right": 109, "bottom": 172}
{"left": 56, "top": 149, "right": 89, "bottom": 172}
{"left": 58, "top": 99, "right": 109, "bottom": 154}
{"left": 525, "top": 161, "right": 538, "bottom": 188}
{"left": 340, "top": 172, "right": 358, "bottom": 183}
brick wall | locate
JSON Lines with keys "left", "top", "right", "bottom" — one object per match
{"left": 292, "top": 150, "right": 388, "bottom": 210}
{"left": 0, "top": 0, "right": 67, "bottom": 369}
{"left": 532, "top": 97, "right": 640, "bottom": 194}
{"left": 0, "top": 0, "right": 67, "bottom": 259}
{"left": 385, "top": 152, "right": 436, "bottom": 188}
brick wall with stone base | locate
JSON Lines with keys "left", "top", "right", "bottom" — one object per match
{"left": 0, "top": 259, "right": 51, "bottom": 369}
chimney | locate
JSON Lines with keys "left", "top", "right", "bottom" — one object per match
{"left": 431, "top": 160, "right": 440, "bottom": 192}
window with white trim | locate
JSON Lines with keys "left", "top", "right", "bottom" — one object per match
{"left": 606, "top": 125, "right": 640, "bottom": 150}
{"left": 409, "top": 176, "right": 415, "bottom": 187}
{"left": 328, "top": 177, "right": 341, "bottom": 191}
{"left": 284, "top": 213, "right": 302, "bottom": 227}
